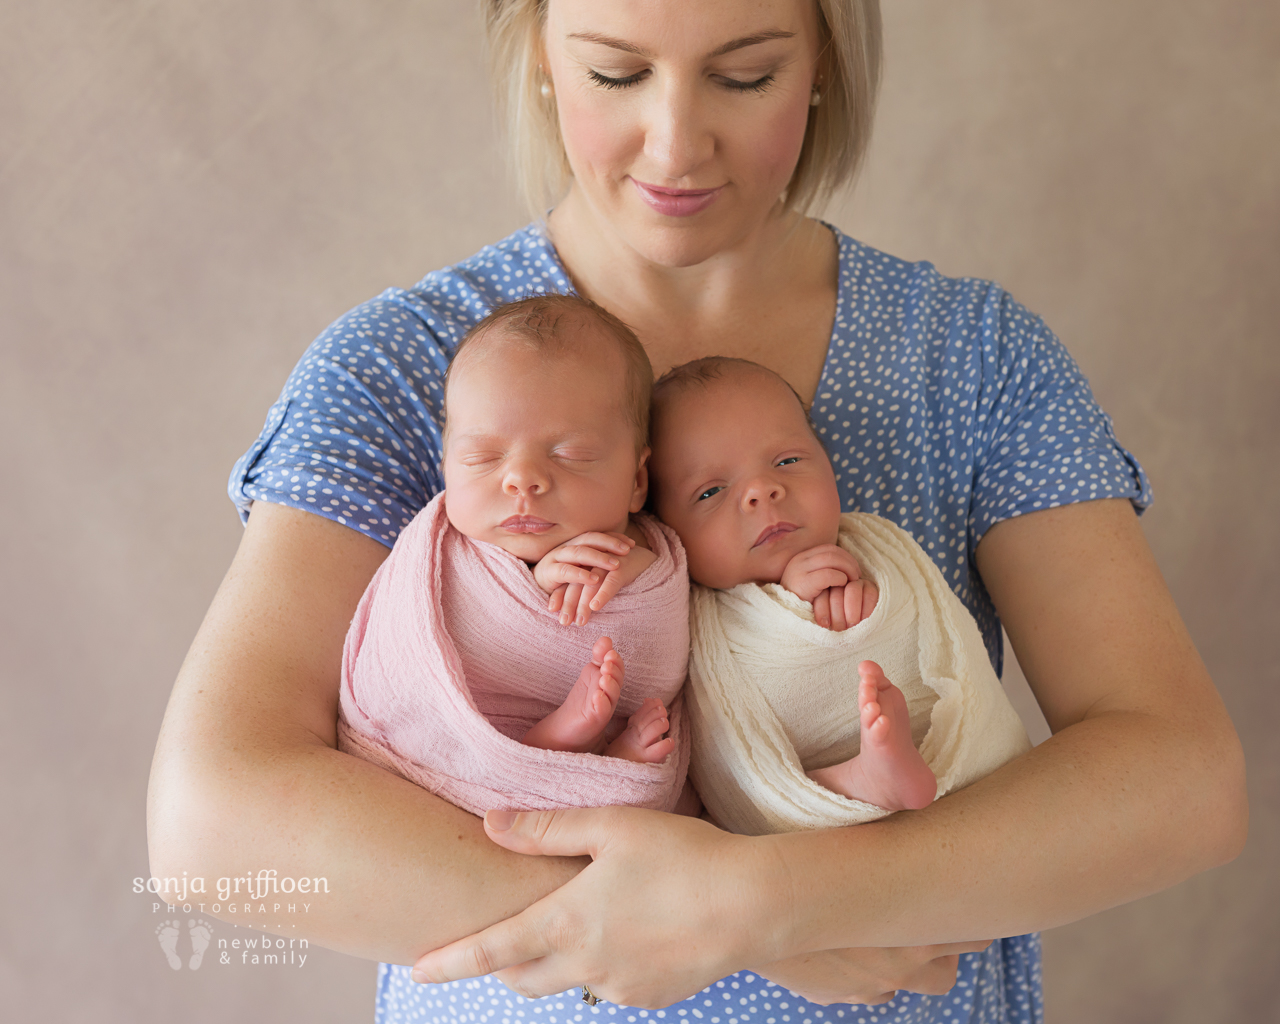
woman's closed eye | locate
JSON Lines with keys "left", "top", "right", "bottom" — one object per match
{"left": 586, "top": 68, "right": 776, "bottom": 94}
{"left": 586, "top": 68, "right": 648, "bottom": 90}
{"left": 715, "top": 73, "right": 775, "bottom": 93}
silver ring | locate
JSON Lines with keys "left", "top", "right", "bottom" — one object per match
{"left": 581, "top": 984, "right": 600, "bottom": 1006}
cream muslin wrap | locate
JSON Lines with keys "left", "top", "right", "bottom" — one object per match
{"left": 687, "top": 512, "right": 1031, "bottom": 835}
{"left": 338, "top": 492, "right": 691, "bottom": 816}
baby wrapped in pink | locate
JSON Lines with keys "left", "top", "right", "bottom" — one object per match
{"left": 337, "top": 493, "right": 690, "bottom": 815}
{"left": 336, "top": 295, "right": 691, "bottom": 816}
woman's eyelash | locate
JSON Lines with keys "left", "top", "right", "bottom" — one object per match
{"left": 585, "top": 70, "right": 776, "bottom": 93}
{"left": 722, "top": 73, "right": 775, "bottom": 93}
{"left": 587, "top": 69, "right": 647, "bottom": 90}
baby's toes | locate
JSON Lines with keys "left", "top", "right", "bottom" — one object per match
{"left": 633, "top": 712, "right": 670, "bottom": 746}
{"left": 640, "top": 736, "right": 676, "bottom": 763}
{"left": 864, "top": 713, "right": 891, "bottom": 743}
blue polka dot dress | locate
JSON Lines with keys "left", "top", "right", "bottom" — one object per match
{"left": 230, "top": 222, "right": 1150, "bottom": 1024}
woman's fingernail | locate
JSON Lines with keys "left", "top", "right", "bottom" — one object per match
{"left": 486, "top": 809, "right": 517, "bottom": 831}
{"left": 411, "top": 969, "right": 429, "bottom": 984}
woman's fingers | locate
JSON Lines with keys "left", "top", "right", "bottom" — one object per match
{"left": 412, "top": 807, "right": 767, "bottom": 1007}
{"left": 412, "top": 808, "right": 615, "bottom": 987}
{"left": 481, "top": 806, "right": 610, "bottom": 858}
{"left": 412, "top": 904, "right": 555, "bottom": 987}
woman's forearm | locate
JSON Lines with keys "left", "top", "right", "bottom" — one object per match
{"left": 147, "top": 501, "right": 585, "bottom": 964}
{"left": 148, "top": 726, "right": 584, "bottom": 963}
{"left": 763, "top": 700, "right": 1244, "bottom": 956}
{"left": 763, "top": 500, "right": 1247, "bottom": 957}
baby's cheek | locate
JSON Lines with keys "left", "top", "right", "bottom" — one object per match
{"left": 685, "top": 536, "right": 748, "bottom": 591}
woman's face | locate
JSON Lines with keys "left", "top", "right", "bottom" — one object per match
{"left": 543, "top": 0, "right": 822, "bottom": 267}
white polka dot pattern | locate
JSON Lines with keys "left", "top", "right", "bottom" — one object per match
{"left": 373, "top": 936, "right": 1041, "bottom": 1024}
{"left": 229, "top": 222, "right": 1147, "bottom": 1023}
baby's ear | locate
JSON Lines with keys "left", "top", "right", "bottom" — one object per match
{"left": 630, "top": 446, "right": 651, "bottom": 513}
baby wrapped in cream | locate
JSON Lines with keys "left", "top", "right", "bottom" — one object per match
{"left": 647, "top": 358, "right": 1031, "bottom": 837}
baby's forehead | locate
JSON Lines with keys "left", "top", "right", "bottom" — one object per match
{"left": 656, "top": 366, "right": 807, "bottom": 429}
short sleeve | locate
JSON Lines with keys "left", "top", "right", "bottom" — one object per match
{"left": 228, "top": 291, "right": 453, "bottom": 547}
{"left": 968, "top": 288, "right": 1152, "bottom": 555}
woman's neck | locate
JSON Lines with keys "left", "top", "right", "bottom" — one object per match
{"left": 545, "top": 184, "right": 839, "bottom": 400}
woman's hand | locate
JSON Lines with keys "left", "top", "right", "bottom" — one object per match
{"left": 411, "top": 806, "right": 785, "bottom": 1008}
{"left": 755, "top": 942, "right": 993, "bottom": 1007}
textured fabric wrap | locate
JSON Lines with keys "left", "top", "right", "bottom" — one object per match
{"left": 687, "top": 512, "right": 1031, "bottom": 835}
{"left": 338, "top": 492, "right": 691, "bottom": 815}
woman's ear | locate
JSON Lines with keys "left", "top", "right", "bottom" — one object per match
{"left": 630, "top": 446, "right": 651, "bottom": 513}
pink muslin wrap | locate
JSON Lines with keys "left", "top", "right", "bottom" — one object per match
{"left": 337, "top": 492, "right": 691, "bottom": 815}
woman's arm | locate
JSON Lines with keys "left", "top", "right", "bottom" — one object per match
{"left": 146, "top": 501, "right": 586, "bottom": 962}
{"left": 412, "top": 498, "right": 1247, "bottom": 1004}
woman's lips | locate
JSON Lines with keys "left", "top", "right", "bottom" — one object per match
{"left": 631, "top": 179, "right": 725, "bottom": 218}
{"left": 500, "top": 515, "right": 554, "bottom": 534}
{"left": 753, "top": 522, "right": 798, "bottom": 548}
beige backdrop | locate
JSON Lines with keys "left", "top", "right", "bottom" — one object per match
{"left": 2, "top": 2, "right": 1276, "bottom": 1021}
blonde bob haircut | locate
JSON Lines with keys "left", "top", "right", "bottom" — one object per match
{"left": 485, "top": 0, "right": 883, "bottom": 217}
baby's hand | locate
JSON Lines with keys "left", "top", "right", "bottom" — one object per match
{"left": 780, "top": 544, "right": 879, "bottom": 632}
{"left": 534, "top": 532, "right": 656, "bottom": 626}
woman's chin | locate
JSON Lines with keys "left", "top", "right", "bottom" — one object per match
{"left": 617, "top": 215, "right": 754, "bottom": 269}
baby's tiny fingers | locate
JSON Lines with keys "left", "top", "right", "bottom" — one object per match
{"left": 860, "top": 581, "right": 879, "bottom": 620}
{"left": 547, "top": 584, "right": 567, "bottom": 614}
{"left": 588, "top": 570, "right": 625, "bottom": 612}
{"left": 828, "top": 587, "right": 849, "bottom": 632}
{"left": 559, "top": 583, "right": 584, "bottom": 626}
{"left": 812, "top": 589, "right": 831, "bottom": 628}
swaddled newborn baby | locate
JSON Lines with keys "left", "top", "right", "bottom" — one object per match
{"left": 647, "top": 357, "right": 1031, "bottom": 834}
{"left": 337, "top": 295, "right": 691, "bottom": 815}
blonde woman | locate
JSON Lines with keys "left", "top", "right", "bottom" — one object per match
{"left": 147, "top": 2, "right": 1246, "bottom": 1022}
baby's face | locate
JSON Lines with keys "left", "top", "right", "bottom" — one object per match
{"left": 650, "top": 371, "right": 841, "bottom": 589}
{"left": 442, "top": 331, "right": 648, "bottom": 563}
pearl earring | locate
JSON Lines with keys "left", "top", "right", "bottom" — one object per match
{"left": 810, "top": 86, "right": 821, "bottom": 107}
{"left": 541, "top": 81, "right": 553, "bottom": 99}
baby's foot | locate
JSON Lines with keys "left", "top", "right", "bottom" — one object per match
{"left": 523, "top": 637, "right": 623, "bottom": 753}
{"left": 807, "top": 661, "right": 937, "bottom": 811}
{"left": 605, "top": 697, "right": 675, "bottom": 764}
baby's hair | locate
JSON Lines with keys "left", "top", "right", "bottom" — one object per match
{"left": 446, "top": 294, "right": 653, "bottom": 451}
{"left": 652, "top": 356, "right": 812, "bottom": 423}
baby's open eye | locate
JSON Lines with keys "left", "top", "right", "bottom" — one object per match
{"left": 696, "top": 485, "right": 724, "bottom": 502}
{"left": 776, "top": 457, "right": 800, "bottom": 466}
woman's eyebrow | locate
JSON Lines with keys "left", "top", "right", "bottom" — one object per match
{"left": 566, "top": 30, "right": 795, "bottom": 61}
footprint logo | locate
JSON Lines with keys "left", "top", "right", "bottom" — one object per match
{"left": 188, "top": 918, "right": 214, "bottom": 970}
{"left": 155, "top": 920, "right": 182, "bottom": 971}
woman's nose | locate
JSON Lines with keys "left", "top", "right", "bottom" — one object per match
{"left": 644, "top": 77, "right": 714, "bottom": 181}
